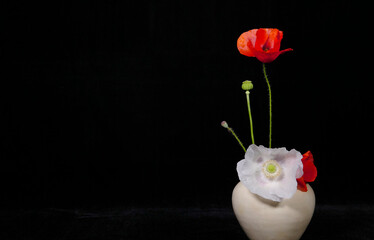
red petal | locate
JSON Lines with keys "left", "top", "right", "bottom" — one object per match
{"left": 297, "top": 177, "right": 308, "bottom": 192}
{"left": 254, "top": 28, "right": 272, "bottom": 52}
{"left": 301, "top": 151, "right": 317, "bottom": 182}
{"left": 253, "top": 51, "right": 280, "bottom": 63}
{"left": 237, "top": 29, "right": 258, "bottom": 57}
{"left": 278, "top": 48, "right": 293, "bottom": 55}
{"left": 267, "top": 29, "right": 283, "bottom": 52}
{"left": 253, "top": 48, "right": 293, "bottom": 63}
{"left": 254, "top": 29, "right": 283, "bottom": 52}
{"left": 263, "top": 29, "right": 283, "bottom": 52}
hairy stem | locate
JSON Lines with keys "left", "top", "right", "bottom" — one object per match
{"left": 228, "top": 127, "right": 247, "bottom": 153}
{"left": 245, "top": 91, "right": 255, "bottom": 145}
{"left": 263, "top": 63, "right": 272, "bottom": 148}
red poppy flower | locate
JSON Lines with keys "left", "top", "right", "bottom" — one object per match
{"left": 297, "top": 151, "right": 317, "bottom": 192}
{"left": 237, "top": 28, "right": 293, "bottom": 63}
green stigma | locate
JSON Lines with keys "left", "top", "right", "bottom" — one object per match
{"left": 262, "top": 160, "right": 282, "bottom": 179}
{"left": 266, "top": 163, "right": 277, "bottom": 173}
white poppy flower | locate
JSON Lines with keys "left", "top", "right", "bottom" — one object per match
{"left": 237, "top": 144, "right": 304, "bottom": 202}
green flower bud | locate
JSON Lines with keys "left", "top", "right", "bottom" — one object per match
{"left": 242, "top": 80, "right": 253, "bottom": 91}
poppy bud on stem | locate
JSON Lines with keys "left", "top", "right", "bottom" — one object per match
{"left": 242, "top": 80, "right": 255, "bottom": 145}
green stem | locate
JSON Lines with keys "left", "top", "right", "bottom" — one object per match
{"left": 263, "top": 63, "right": 272, "bottom": 148}
{"left": 245, "top": 91, "right": 255, "bottom": 145}
{"left": 228, "top": 128, "right": 247, "bottom": 153}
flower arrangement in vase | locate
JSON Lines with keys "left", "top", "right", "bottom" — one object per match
{"left": 221, "top": 28, "right": 318, "bottom": 240}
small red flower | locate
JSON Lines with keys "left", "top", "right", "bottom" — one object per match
{"left": 237, "top": 28, "right": 293, "bottom": 63}
{"left": 297, "top": 151, "right": 317, "bottom": 192}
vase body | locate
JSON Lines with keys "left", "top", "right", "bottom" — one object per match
{"left": 232, "top": 181, "right": 315, "bottom": 240}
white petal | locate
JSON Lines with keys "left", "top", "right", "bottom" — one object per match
{"left": 236, "top": 145, "right": 304, "bottom": 202}
{"left": 244, "top": 144, "right": 263, "bottom": 162}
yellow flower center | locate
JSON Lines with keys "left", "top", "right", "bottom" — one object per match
{"left": 262, "top": 160, "right": 282, "bottom": 179}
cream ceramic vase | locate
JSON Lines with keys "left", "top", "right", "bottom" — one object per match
{"left": 232, "top": 181, "right": 315, "bottom": 240}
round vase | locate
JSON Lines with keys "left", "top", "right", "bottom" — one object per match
{"left": 232, "top": 181, "right": 315, "bottom": 240}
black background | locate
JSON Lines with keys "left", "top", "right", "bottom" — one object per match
{"left": 2, "top": 0, "right": 373, "bottom": 211}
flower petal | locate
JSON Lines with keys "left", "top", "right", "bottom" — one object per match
{"left": 297, "top": 177, "right": 308, "bottom": 192}
{"left": 237, "top": 29, "right": 258, "bottom": 57}
{"left": 301, "top": 151, "right": 317, "bottom": 182}
{"left": 244, "top": 144, "right": 262, "bottom": 161}
{"left": 254, "top": 28, "right": 271, "bottom": 51}
{"left": 297, "top": 151, "right": 317, "bottom": 192}
{"left": 265, "top": 29, "right": 283, "bottom": 52}
{"left": 253, "top": 48, "right": 293, "bottom": 63}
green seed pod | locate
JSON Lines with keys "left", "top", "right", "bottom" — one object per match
{"left": 242, "top": 80, "right": 253, "bottom": 91}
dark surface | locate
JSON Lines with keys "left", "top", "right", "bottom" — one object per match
{"left": 1, "top": 205, "right": 373, "bottom": 240}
